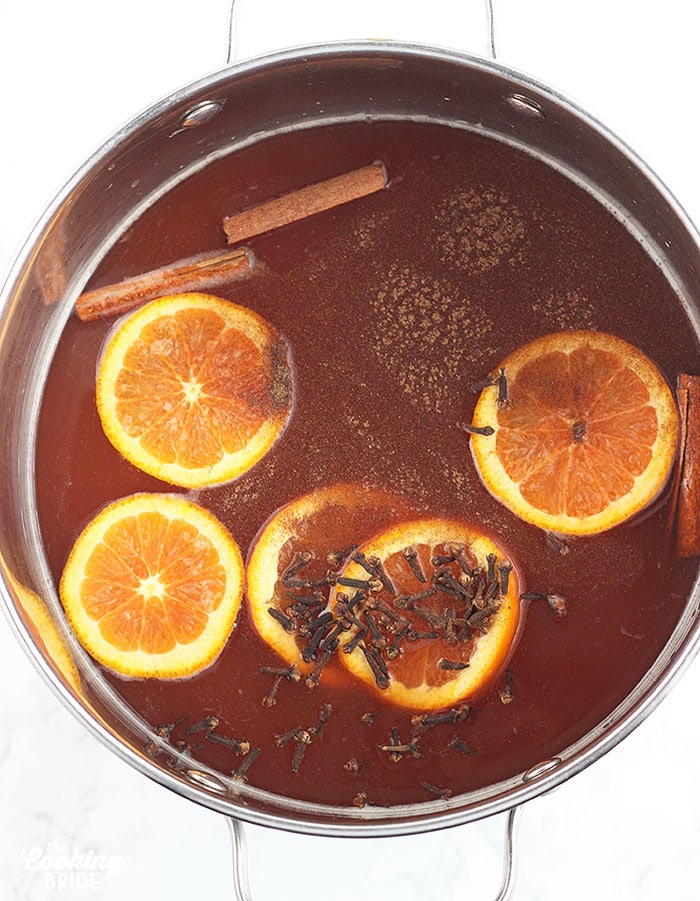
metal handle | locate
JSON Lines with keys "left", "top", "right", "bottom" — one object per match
{"left": 494, "top": 807, "right": 521, "bottom": 901}
{"left": 227, "top": 817, "right": 252, "bottom": 901}
{"left": 226, "top": 0, "right": 499, "bottom": 65}
{"left": 227, "top": 805, "right": 522, "bottom": 900}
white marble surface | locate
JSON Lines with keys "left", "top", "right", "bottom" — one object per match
{"left": 1, "top": 1, "right": 700, "bottom": 898}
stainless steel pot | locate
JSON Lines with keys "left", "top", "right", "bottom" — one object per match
{"left": 2, "top": 2, "right": 700, "bottom": 897}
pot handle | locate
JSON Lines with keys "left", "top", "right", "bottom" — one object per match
{"left": 226, "top": 0, "right": 499, "bottom": 64}
{"left": 226, "top": 805, "right": 521, "bottom": 900}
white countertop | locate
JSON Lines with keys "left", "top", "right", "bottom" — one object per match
{"left": 1, "top": 2, "right": 700, "bottom": 898}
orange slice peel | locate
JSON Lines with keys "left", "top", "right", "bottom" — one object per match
{"left": 9, "top": 574, "right": 82, "bottom": 694}
{"left": 469, "top": 331, "right": 679, "bottom": 536}
{"left": 59, "top": 493, "right": 244, "bottom": 679}
{"left": 96, "top": 292, "right": 293, "bottom": 489}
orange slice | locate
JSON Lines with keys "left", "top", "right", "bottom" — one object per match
{"left": 96, "top": 292, "right": 293, "bottom": 488}
{"left": 9, "top": 573, "right": 82, "bottom": 694}
{"left": 330, "top": 518, "right": 521, "bottom": 710}
{"left": 245, "top": 483, "right": 413, "bottom": 673}
{"left": 59, "top": 493, "right": 244, "bottom": 678}
{"left": 469, "top": 331, "right": 679, "bottom": 536}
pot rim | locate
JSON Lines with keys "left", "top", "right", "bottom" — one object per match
{"left": 3, "top": 37, "right": 700, "bottom": 839}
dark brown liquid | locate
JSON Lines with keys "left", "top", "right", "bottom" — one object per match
{"left": 36, "top": 120, "right": 700, "bottom": 807}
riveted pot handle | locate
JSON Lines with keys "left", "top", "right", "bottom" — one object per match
{"left": 226, "top": 805, "right": 522, "bottom": 900}
{"left": 225, "top": 0, "right": 499, "bottom": 65}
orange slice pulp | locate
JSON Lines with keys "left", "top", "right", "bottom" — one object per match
{"left": 96, "top": 292, "right": 293, "bottom": 489}
{"left": 331, "top": 518, "right": 521, "bottom": 710}
{"left": 59, "top": 493, "right": 244, "bottom": 678}
{"left": 469, "top": 330, "right": 679, "bottom": 536}
{"left": 245, "top": 483, "right": 413, "bottom": 675}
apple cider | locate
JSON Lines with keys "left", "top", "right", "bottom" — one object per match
{"left": 35, "top": 119, "right": 700, "bottom": 807}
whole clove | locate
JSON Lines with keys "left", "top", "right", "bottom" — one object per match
{"left": 409, "top": 605, "right": 444, "bottom": 630}
{"left": 260, "top": 663, "right": 302, "bottom": 682}
{"left": 486, "top": 553, "right": 497, "bottom": 582}
{"left": 442, "top": 607, "right": 459, "bottom": 644}
{"left": 186, "top": 715, "right": 220, "bottom": 735}
{"left": 470, "top": 374, "right": 498, "bottom": 392}
{"left": 411, "top": 705, "right": 471, "bottom": 729}
{"left": 497, "top": 367, "right": 509, "bottom": 408}
{"left": 431, "top": 552, "right": 456, "bottom": 567}
{"left": 406, "top": 629, "right": 440, "bottom": 642}
{"left": 310, "top": 703, "right": 332, "bottom": 739}
{"left": 232, "top": 747, "right": 261, "bottom": 782}
{"left": 403, "top": 545, "right": 427, "bottom": 582}
{"left": 274, "top": 726, "right": 304, "bottom": 748}
{"left": 378, "top": 729, "right": 421, "bottom": 762}
{"left": 301, "top": 622, "right": 329, "bottom": 662}
{"left": 351, "top": 551, "right": 396, "bottom": 595}
{"left": 439, "top": 658, "right": 470, "bottom": 671}
{"left": 432, "top": 568, "right": 471, "bottom": 599}
{"left": 364, "top": 610, "right": 387, "bottom": 649}
{"left": 468, "top": 605, "right": 498, "bottom": 633}
{"left": 281, "top": 551, "right": 312, "bottom": 587}
{"left": 520, "top": 591, "right": 567, "bottom": 615}
{"left": 498, "top": 562, "right": 512, "bottom": 594}
{"left": 499, "top": 667, "right": 514, "bottom": 704}
{"left": 267, "top": 606, "right": 296, "bottom": 632}
{"left": 545, "top": 531, "right": 571, "bottom": 556}
{"left": 385, "top": 622, "right": 410, "bottom": 659}
{"left": 359, "top": 643, "right": 390, "bottom": 690}
{"left": 291, "top": 730, "right": 312, "bottom": 773}
{"left": 342, "top": 625, "right": 368, "bottom": 654}
{"left": 262, "top": 675, "right": 283, "bottom": 707}
{"left": 445, "top": 543, "right": 473, "bottom": 576}
{"left": 305, "top": 646, "right": 335, "bottom": 687}
{"left": 449, "top": 736, "right": 476, "bottom": 756}
{"left": 458, "top": 422, "right": 495, "bottom": 437}
{"left": 420, "top": 782, "right": 453, "bottom": 800}
{"left": 153, "top": 721, "right": 180, "bottom": 740}
{"left": 205, "top": 730, "right": 250, "bottom": 755}
{"left": 298, "top": 610, "right": 334, "bottom": 637}
{"left": 319, "top": 621, "right": 346, "bottom": 653}
{"left": 336, "top": 575, "right": 375, "bottom": 591}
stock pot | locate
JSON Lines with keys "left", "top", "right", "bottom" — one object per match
{"left": 2, "top": 1, "right": 700, "bottom": 897}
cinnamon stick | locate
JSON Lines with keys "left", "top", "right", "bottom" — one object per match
{"left": 667, "top": 378, "right": 689, "bottom": 544}
{"left": 36, "top": 221, "right": 68, "bottom": 306}
{"left": 222, "top": 162, "right": 388, "bottom": 245}
{"left": 75, "top": 247, "right": 250, "bottom": 322}
{"left": 674, "top": 374, "right": 700, "bottom": 557}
